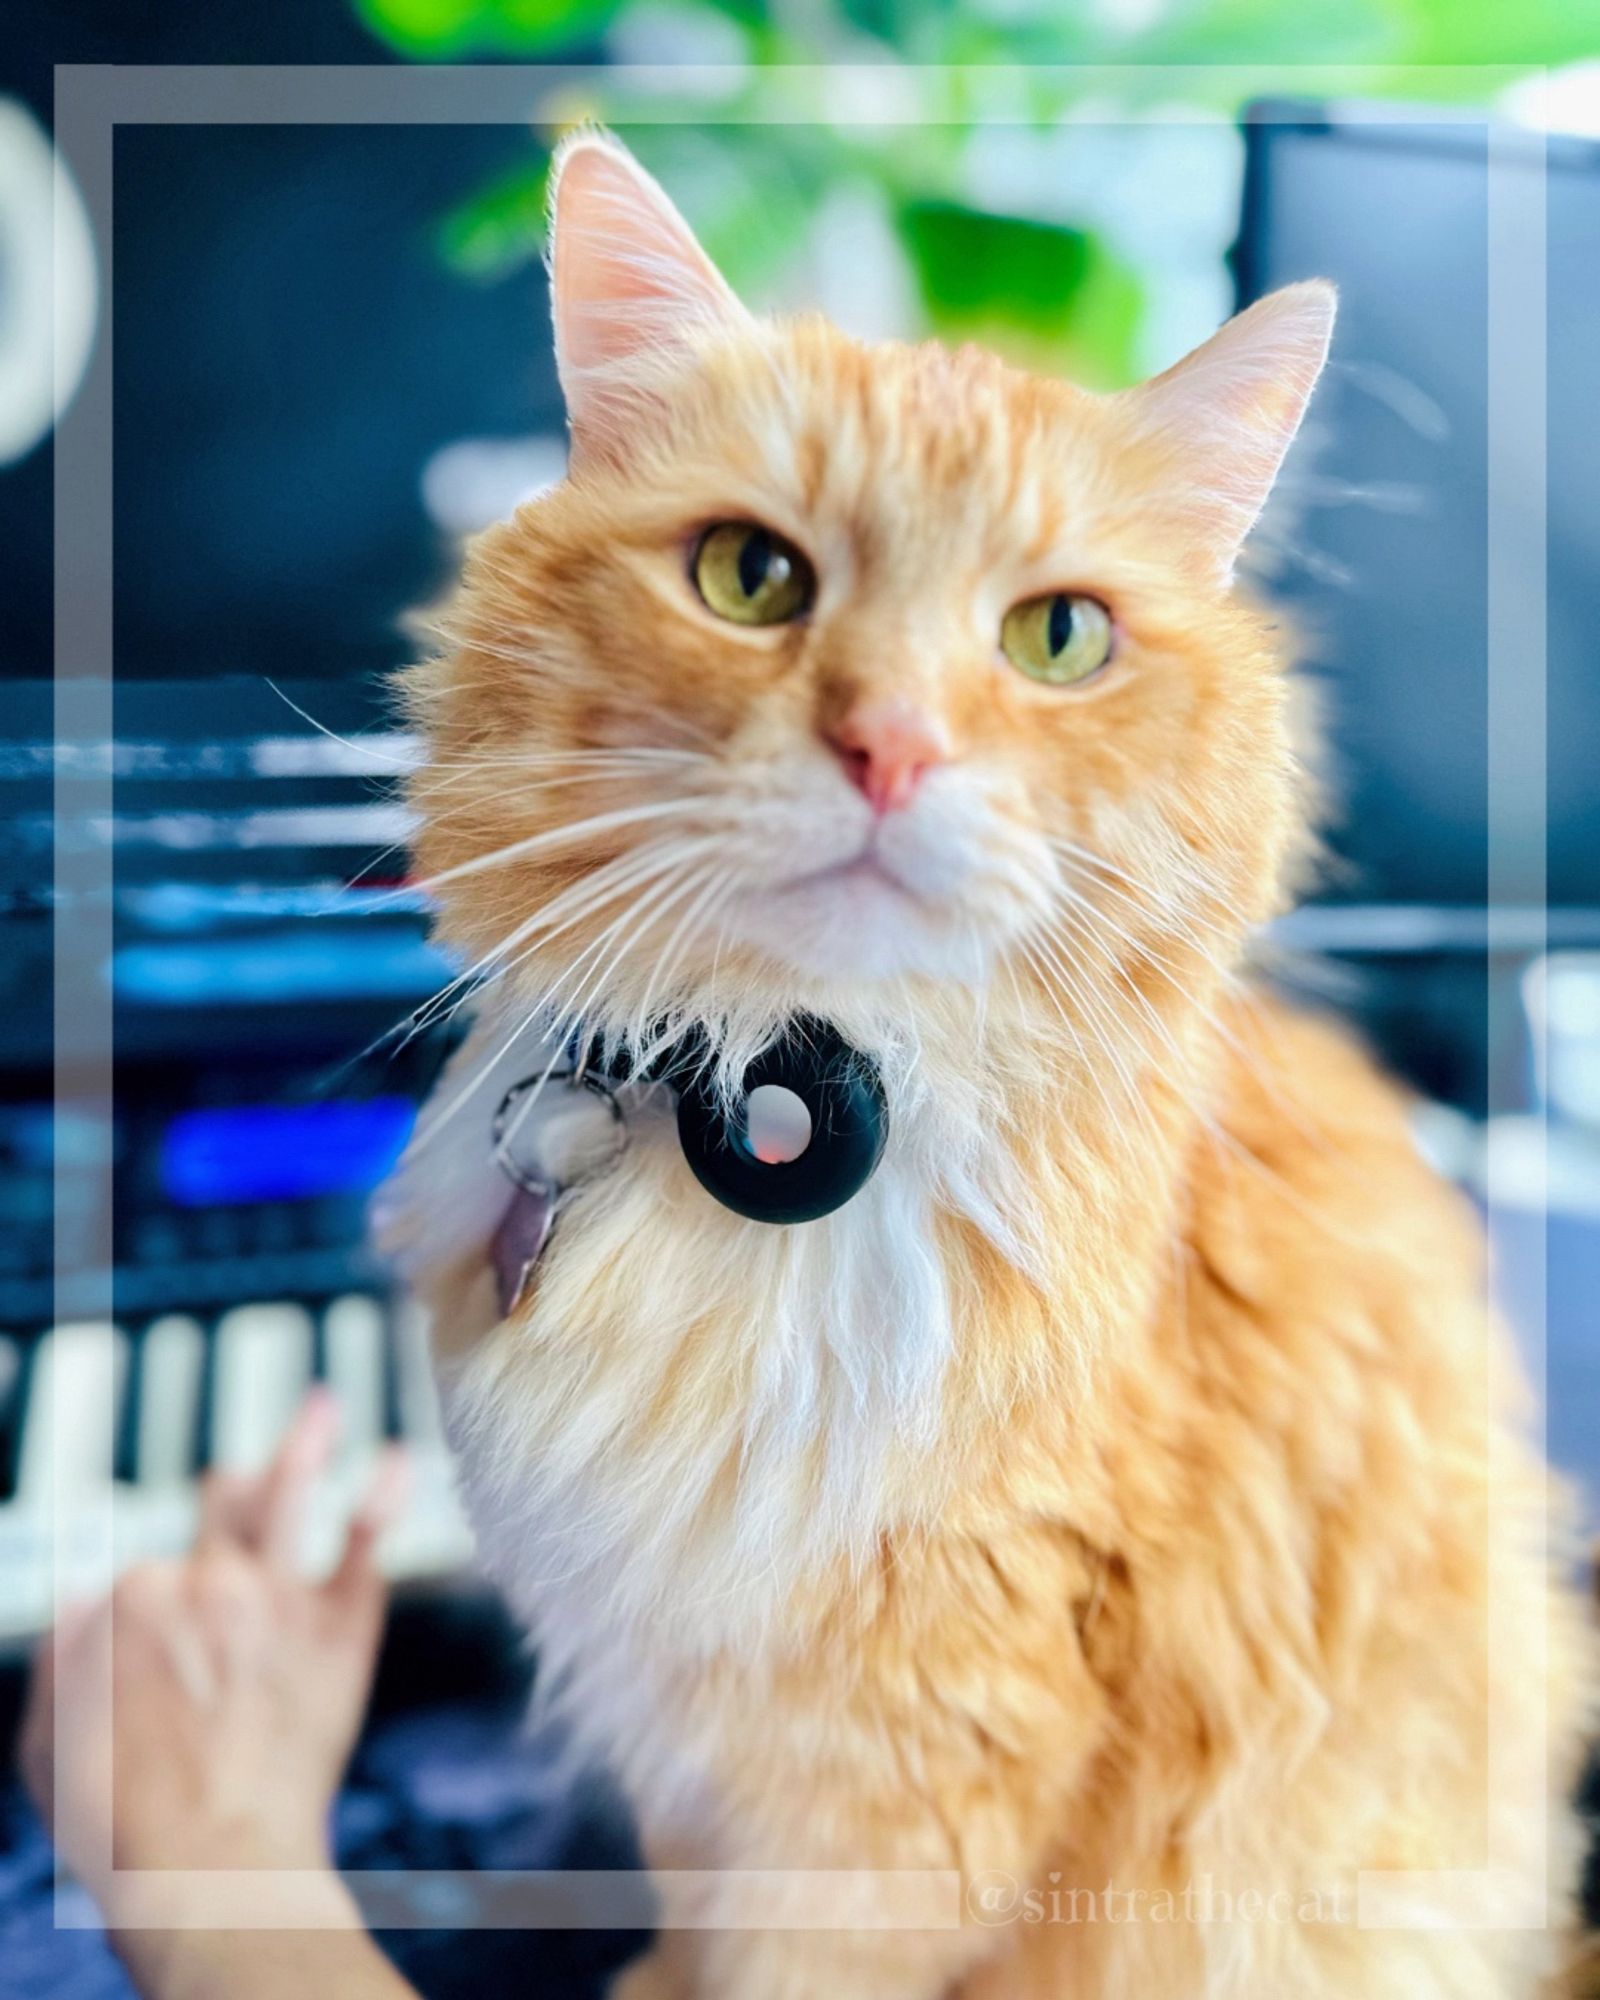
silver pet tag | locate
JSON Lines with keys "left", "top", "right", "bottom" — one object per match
{"left": 490, "top": 1070, "right": 625, "bottom": 1316}
{"left": 490, "top": 1184, "right": 556, "bottom": 1319}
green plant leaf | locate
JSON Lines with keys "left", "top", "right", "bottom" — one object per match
{"left": 356, "top": 0, "right": 622, "bottom": 57}
{"left": 437, "top": 158, "right": 552, "bottom": 278}
{"left": 1392, "top": 0, "right": 1600, "bottom": 71}
{"left": 897, "top": 199, "right": 1143, "bottom": 387}
{"left": 898, "top": 200, "right": 1091, "bottom": 334}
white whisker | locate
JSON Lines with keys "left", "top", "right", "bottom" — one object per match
{"left": 402, "top": 836, "right": 722, "bottom": 1047}
{"left": 405, "top": 842, "right": 720, "bottom": 1153}
{"left": 395, "top": 794, "right": 726, "bottom": 905}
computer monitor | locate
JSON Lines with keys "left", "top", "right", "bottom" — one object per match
{"left": 0, "top": 116, "right": 561, "bottom": 684}
{"left": 1234, "top": 102, "right": 1600, "bottom": 919}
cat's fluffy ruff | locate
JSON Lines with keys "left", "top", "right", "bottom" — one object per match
{"left": 382, "top": 132, "right": 1593, "bottom": 1998}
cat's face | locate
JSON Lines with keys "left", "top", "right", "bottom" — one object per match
{"left": 408, "top": 136, "right": 1331, "bottom": 1038}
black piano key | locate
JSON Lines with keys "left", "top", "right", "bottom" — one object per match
{"left": 0, "top": 1331, "right": 28, "bottom": 1503}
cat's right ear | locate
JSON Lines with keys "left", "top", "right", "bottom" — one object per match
{"left": 1124, "top": 280, "right": 1336, "bottom": 585}
{"left": 547, "top": 130, "right": 749, "bottom": 461}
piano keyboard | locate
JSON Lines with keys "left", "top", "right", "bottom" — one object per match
{"left": 0, "top": 681, "right": 480, "bottom": 1646}
{"left": 0, "top": 1291, "right": 471, "bottom": 1648}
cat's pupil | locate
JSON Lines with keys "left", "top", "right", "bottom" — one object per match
{"left": 1047, "top": 594, "right": 1075, "bottom": 656}
{"left": 739, "top": 529, "right": 778, "bottom": 599}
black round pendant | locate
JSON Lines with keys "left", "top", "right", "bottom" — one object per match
{"left": 673, "top": 1016, "right": 888, "bottom": 1225}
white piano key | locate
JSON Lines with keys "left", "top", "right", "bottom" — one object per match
{"left": 322, "top": 1294, "right": 386, "bottom": 1459}
{"left": 392, "top": 1296, "right": 445, "bottom": 1449}
{"left": 135, "top": 1314, "right": 205, "bottom": 1486}
{"left": 0, "top": 1292, "right": 480, "bottom": 1646}
{"left": 209, "top": 1302, "right": 313, "bottom": 1474}
{"left": 16, "top": 1322, "right": 128, "bottom": 1508}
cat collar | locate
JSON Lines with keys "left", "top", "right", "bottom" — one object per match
{"left": 489, "top": 1017, "right": 889, "bottom": 1314}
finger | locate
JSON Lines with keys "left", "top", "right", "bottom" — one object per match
{"left": 196, "top": 1388, "right": 340, "bottom": 1563}
{"left": 180, "top": 1547, "right": 265, "bottom": 1702}
{"left": 49, "top": 1592, "right": 100, "bottom": 1652}
{"left": 27, "top": 1598, "right": 97, "bottom": 1734}
{"left": 164, "top": 1586, "right": 224, "bottom": 1707}
{"left": 323, "top": 1444, "right": 408, "bottom": 1621}
{"left": 18, "top": 1629, "right": 58, "bottom": 1793}
{"left": 21, "top": 1590, "right": 116, "bottom": 1826}
{"left": 257, "top": 1386, "right": 342, "bottom": 1571}
{"left": 194, "top": 1468, "right": 255, "bottom": 1553}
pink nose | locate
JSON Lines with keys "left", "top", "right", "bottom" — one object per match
{"left": 826, "top": 700, "right": 952, "bottom": 815}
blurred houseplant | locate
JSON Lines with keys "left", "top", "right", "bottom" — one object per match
{"left": 357, "top": 0, "right": 1600, "bottom": 389}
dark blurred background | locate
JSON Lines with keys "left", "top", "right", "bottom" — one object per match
{"left": 4, "top": 3, "right": 1600, "bottom": 1991}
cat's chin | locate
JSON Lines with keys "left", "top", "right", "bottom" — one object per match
{"left": 724, "top": 863, "right": 994, "bottom": 984}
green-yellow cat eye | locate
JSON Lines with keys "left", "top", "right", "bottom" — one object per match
{"left": 1000, "top": 592, "right": 1114, "bottom": 687}
{"left": 693, "top": 522, "right": 814, "bottom": 627}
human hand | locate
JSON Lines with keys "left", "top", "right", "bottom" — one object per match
{"left": 20, "top": 1391, "right": 408, "bottom": 1897}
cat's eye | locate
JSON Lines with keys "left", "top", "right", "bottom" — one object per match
{"left": 1000, "top": 592, "right": 1114, "bottom": 687}
{"left": 693, "top": 522, "right": 814, "bottom": 626}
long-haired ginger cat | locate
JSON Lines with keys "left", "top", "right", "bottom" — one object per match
{"left": 379, "top": 132, "right": 1593, "bottom": 1997}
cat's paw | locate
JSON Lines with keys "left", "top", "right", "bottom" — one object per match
{"left": 609, "top": 1947, "right": 691, "bottom": 2000}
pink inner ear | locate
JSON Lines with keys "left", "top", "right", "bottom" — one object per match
{"left": 1129, "top": 280, "right": 1336, "bottom": 578}
{"left": 550, "top": 138, "right": 746, "bottom": 395}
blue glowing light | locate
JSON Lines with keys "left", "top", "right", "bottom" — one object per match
{"left": 161, "top": 1098, "right": 417, "bottom": 1207}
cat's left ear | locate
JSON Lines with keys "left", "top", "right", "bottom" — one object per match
{"left": 546, "top": 129, "right": 750, "bottom": 458}
{"left": 1126, "top": 281, "right": 1336, "bottom": 583}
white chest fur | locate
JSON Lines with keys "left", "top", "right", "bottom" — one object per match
{"left": 377, "top": 1013, "right": 1045, "bottom": 1660}
{"left": 443, "top": 1101, "right": 952, "bottom": 1656}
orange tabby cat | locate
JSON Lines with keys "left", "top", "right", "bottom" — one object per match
{"left": 380, "top": 132, "right": 1593, "bottom": 1997}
